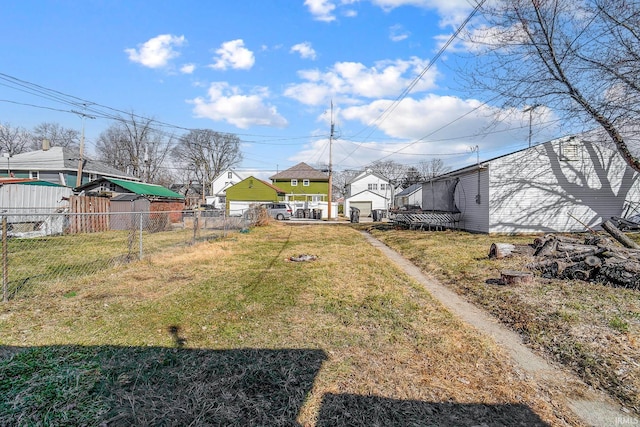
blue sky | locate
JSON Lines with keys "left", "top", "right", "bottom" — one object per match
{"left": 1, "top": 0, "right": 561, "bottom": 179}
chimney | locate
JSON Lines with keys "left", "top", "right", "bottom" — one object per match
{"left": 42, "top": 139, "right": 50, "bottom": 151}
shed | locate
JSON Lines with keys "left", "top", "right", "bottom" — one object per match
{"left": 75, "top": 177, "right": 185, "bottom": 224}
{"left": 110, "top": 194, "right": 151, "bottom": 230}
{"left": 422, "top": 136, "right": 640, "bottom": 233}
{"left": 0, "top": 179, "right": 73, "bottom": 236}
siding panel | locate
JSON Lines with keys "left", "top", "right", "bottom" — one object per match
{"left": 454, "top": 170, "right": 490, "bottom": 233}
{"left": 489, "top": 140, "right": 640, "bottom": 233}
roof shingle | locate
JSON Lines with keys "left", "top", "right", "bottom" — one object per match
{"left": 269, "top": 162, "right": 328, "bottom": 180}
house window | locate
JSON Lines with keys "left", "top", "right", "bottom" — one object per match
{"left": 368, "top": 183, "right": 378, "bottom": 191}
{"left": 380, "top": 184, "right": 387, "bottom": 191}
{"left": 562, "top": 144, "right": 580, "bottom": 161}
{"left": 29, "top": 171, "right": 39, "bottom": 179}
{"left": 228, "top": 172, "right": 233, "bottom": 179}
{"left": 303, "top": 179, "right": 310, "bottom": 186}
{"left": 291, "top": 179, "right": 298, "bottom": 186}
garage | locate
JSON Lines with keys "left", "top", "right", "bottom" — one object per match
{"left": 350, "top": 201, "right": 372, "bottom": 217}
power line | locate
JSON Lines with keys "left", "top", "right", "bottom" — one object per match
{"left": 338, "top": 0, "right": 487, "bottom": 165}
{"left": 0, "top": 72, "right": 328, "bottom": 144}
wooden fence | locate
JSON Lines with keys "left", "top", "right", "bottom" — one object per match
{"left": 68, "top": 196, "right": 110, "bottom": 233}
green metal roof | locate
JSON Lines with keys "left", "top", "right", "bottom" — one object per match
{"left": 107, "top": 178, "right": 184, "bottom": 199}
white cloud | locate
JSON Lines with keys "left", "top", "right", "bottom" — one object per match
{"left": 125, "top": 34, "right": 186, "bottom": 68}
{"left": 210, "top": 39, "right": 255, "bottom": 70}
{"left": 189, "top": 82, "right": 288, "bottom": 129}
{"left": 304, "top": 1, "right": 473, "bottom": 27}
{"left": 340, "top": 94, "right": 559, "bottom": 154}
{"left": 288, "top": 94, "right": 557, "bottom": 169}
{"left": 180, "top": 63, "right": 196, "bottom": 74}
{"left": 343, "top": 8, "right": 358, "bottom": 17}
{"left": 342, "top": 94, "right": 493, "bottom": 140}
{"left": 304, "top": 0, "right": 337, "bottom": 22}
{"left": 370, "top": 0, "right": 473, "bottom": 27}
{"left": 287, "top": 95, "right": 560, "bottom": 170}
{"left": 389, "top": 24, "right": 410, "bottom": 41}
{"left": 284, "top": 57, "right": 438, "bottom": 106}
{"left": 290, "top": 42, "right": 317, "bottom": 60}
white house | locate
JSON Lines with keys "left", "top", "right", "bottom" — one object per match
{"left": 394, "top": 183, "right": 422, "bottom": 209}
{"left": 421, "top": 136, "right": 640, "bottom": 233}
{"left": 207, "top": 169, "right": 246, "bottom": 209}
{"left": 344, "top": 170, "right": 396, "bottom": 217}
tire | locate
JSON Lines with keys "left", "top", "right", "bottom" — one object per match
{"left": 276, "top": 213, "right": 284, "bottom": 220}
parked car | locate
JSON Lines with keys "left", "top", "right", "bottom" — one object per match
{"left": 263, "top": 203, "right": 293, "bottom": 220}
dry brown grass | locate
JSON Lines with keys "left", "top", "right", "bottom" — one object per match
{"left": 0, "top": 223, "right": 586, "bottom": 425}
{"left": 370, "top": 225, "right": 640, "bottom": 415}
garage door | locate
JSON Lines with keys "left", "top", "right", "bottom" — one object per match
{"left": 350, "top": 201, "right": 372, "bottom": 217}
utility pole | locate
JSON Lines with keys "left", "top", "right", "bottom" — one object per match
{"left": 327, "top": 101, "right": 334, "bottom": 221}
{"left": 72, "top": 106, "right": 96, "bottom": 187}
{"left": 524, "top": 104, "right": 540, "bottom": 147}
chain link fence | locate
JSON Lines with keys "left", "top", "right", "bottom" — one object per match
{"left": 1, "top": 209, "right": 251, "bottom": 301}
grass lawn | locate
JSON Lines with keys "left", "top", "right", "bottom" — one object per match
{"left": 0, "top": 223, "right": 585, "bottom": 425}
{"left": 369, "top": 226, "right": 640, "bottom": 415}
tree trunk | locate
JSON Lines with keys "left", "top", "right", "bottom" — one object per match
{"left": 489, "top": 243, "right": 515, "bottom": 259}
{"left": 500, "top": 270, "right": 534, "bottom": 285}
{"left": 601, "top": 220, "right": 640, "bottom": 249}
{"left": 489, "top": 243, "right": 534, "bottom": 258}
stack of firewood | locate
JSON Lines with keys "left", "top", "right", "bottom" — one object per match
{"left": 491, "top": 220, "right": 640, "bottom": 290}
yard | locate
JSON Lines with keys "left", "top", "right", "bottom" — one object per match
{"left": 0, "top": 222, "right": 613, "bottom": 425}
{"left": 369, "top": 225, "right": 640, "bottom": 416}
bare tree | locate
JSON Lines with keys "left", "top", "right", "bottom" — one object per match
{"left": 401, "top": 166, "right": 423, "bottom": 189}
{"left": 95, "top": 112, "right": 174, "bottom": 183}
{"left": 464, "top": 0, "right": 640, "bottom": 172}
{"left": 0, "top": 122, "right": 31, "bottom": 156}
{"left": 31, "top": 122, "right": 80, "bottom": 151}
{"left": 332, "top": 169, "right": 360, "bottom": 200}
{"left": 366, "top": 160, "right": 408, "bottom": 183}
{"left": 172, "top": 129, "right": 243, "bottom": 196}
{"left": 417, "top": 159, "right": 450, "bottom": 179}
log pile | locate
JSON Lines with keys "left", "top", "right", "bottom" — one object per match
{"left": 492, "top": 221, "right": 640, "bottom": 290}
{"left": 489, "top": 221, "right": 640, "bottom": 290}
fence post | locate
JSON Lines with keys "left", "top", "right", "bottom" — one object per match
{"left": 2, "top": 216, "right": 8, "bottom": 302}
{"left": 192, "top": 210, "right": 199, "bottom": 244}
{"left": 139, "top": 212, "right": 143, "bottom": 259}
{"left": 223, "top": 210, "right": 227, "bottom": 238}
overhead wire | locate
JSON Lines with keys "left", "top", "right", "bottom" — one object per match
{"left": 0, "top": 72, "right": 327, "bottom": 145}
{"left": 336, "top": 0, "right": 487, "bottom": 167}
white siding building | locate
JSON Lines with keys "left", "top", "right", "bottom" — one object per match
{"left": 207, "top": 170, "right": 246, "bottom": 209}
{"left": 394, "top": 183, "right": 422, "bottom": 209}
{"left": 344, "top": 170, "right": 396, "bottom": 216}
{"left": 422, "top": 137, "right": 640, "bottom": 233}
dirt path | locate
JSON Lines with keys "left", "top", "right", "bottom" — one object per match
{"left": 361, "top": 231, "right": 638, "bottom": 427}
